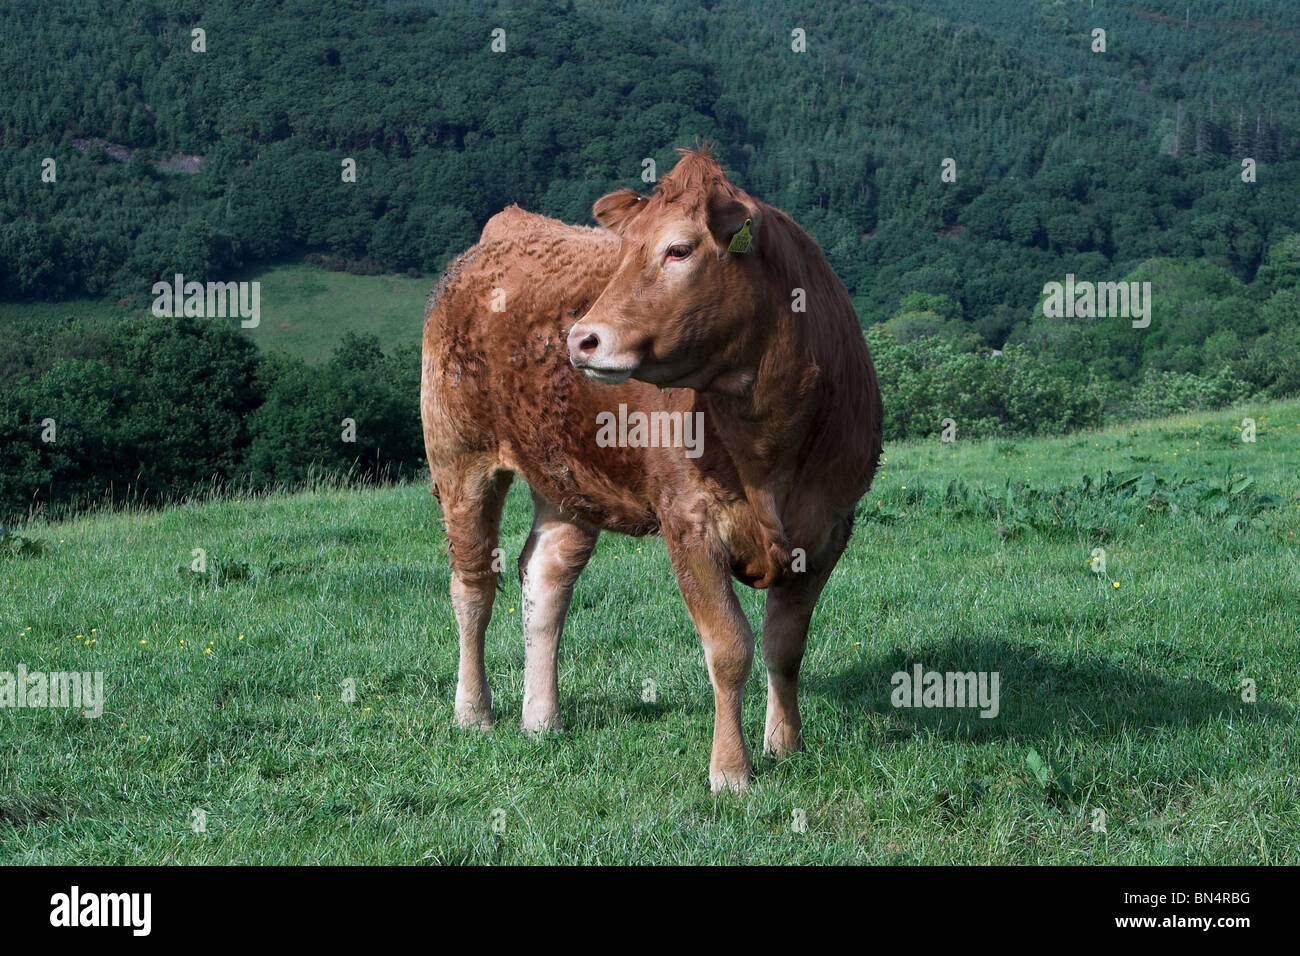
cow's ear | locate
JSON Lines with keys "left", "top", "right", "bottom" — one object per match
{"left": 707, "top": 195, "right": 758, "bottom": 256}
{"left": 594, "top": 188, "right": 649, "bottom": 234}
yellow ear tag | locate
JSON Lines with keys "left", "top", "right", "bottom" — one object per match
{"left": 727, "top": 218, "right": 754, "bottom": 254}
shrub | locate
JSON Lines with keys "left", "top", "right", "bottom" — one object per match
{"left": 866, "top": 325, "right": 1101, "bottom": 440}
{"left": 242, "top": 333, "right": 423, "bottom": 487}
{"left": 1116, "top": 366, "right": 1253, "bottom": 420}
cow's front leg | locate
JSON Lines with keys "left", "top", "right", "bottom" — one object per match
{"left": 518, "top": 494, "right": 599, "bottom": 735}
{"left": 664, "top": 521, "right": 754, "bottom": 793}
{"left": 762, "top": 516, "right": 851, "bottom": 757}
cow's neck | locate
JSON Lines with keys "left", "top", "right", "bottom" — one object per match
{"left": 702, "top": 307, "right": 827, "bottom": 583}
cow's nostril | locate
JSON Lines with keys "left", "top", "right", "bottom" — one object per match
{"left": 578, "top": 331, "right": 600, "bottom": 355}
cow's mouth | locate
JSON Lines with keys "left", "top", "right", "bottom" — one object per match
{"left": 577, "top": 364, "right": 633, "bottom": 385}
{"left": 625, "top": 358, "right": 714, "bottom": 391}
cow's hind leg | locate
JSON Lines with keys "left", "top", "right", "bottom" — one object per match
{"left": 761, "top": 515, "right": 853, "bottom": 758}
{"left": 436, "top": 460, "right": 513, "bottom": 730}
{"left": 518, "top": 493, "right": 599, "bottom": 735}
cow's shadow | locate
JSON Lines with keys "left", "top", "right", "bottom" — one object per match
{"left": 800, "top": 633, "right": 1289, "bottom": 743}
{"left": 569, "top": 633, "right": 1287, "bottom": 742}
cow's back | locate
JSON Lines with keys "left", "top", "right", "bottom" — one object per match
{"left": 421, "top": 210, "right": 680, "bottom": 533}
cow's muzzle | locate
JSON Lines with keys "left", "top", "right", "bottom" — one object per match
{"left": 568, "top": 322, "right": 634, "bottom": 384}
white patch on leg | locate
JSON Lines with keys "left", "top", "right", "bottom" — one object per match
{"left": 520, "top": 533, "right": 564, "bottom": 734}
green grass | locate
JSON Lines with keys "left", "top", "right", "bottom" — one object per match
{"left": 234, "top": 262, "right": 427, "bottom": 363}
{"left": 1, "top": 400, "right": 1297, "bottom": 864}
{"left": 0, "top": 296, "right": 132, "bottom": 327}
{"left": 0, "top": 261, "right": 428, "bottom": 364}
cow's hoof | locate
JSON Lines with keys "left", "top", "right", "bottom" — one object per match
{"left": 709, "top": 768, "right": 753, "bottom": 794}
{"left": 762, "top": 734, "right": 804, "bottom": 760}
{"left": 455, "top": 697, "right": 494, "bottom": 730}
{"left": 521, "top": 712, "right": 563, "bottom": 736}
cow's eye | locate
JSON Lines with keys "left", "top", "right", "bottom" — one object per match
{"left": 665, "top": 244, "right": 692, "bottom": 261}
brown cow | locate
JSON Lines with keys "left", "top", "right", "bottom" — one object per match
{"left": 421, "top": 148, "right": 882, "bottom": 791}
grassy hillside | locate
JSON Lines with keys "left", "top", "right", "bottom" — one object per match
{"left": 0, "top": 261, "right": 428, "bottom": 363}
{"left": 1, "top": 399, "right": 1296, "bottom": 864}
{"left": 234, "top": 263, "right": 427, "bottom": 363}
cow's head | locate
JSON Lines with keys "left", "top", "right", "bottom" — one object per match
{"left": 568, "top": 150, "right": 767, "bottom": 392}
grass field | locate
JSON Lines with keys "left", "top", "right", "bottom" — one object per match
{"left": 233, "top": 263, "right": 427, "bottom": 363}
{"left": 0, "top": 296, "right": 132, "bottom": 327}
{"left": 1, "top": 399, "right": 1297, "bottom": 864}
{"left": 0, "top": 261, "right": 428, "bottom": 364}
